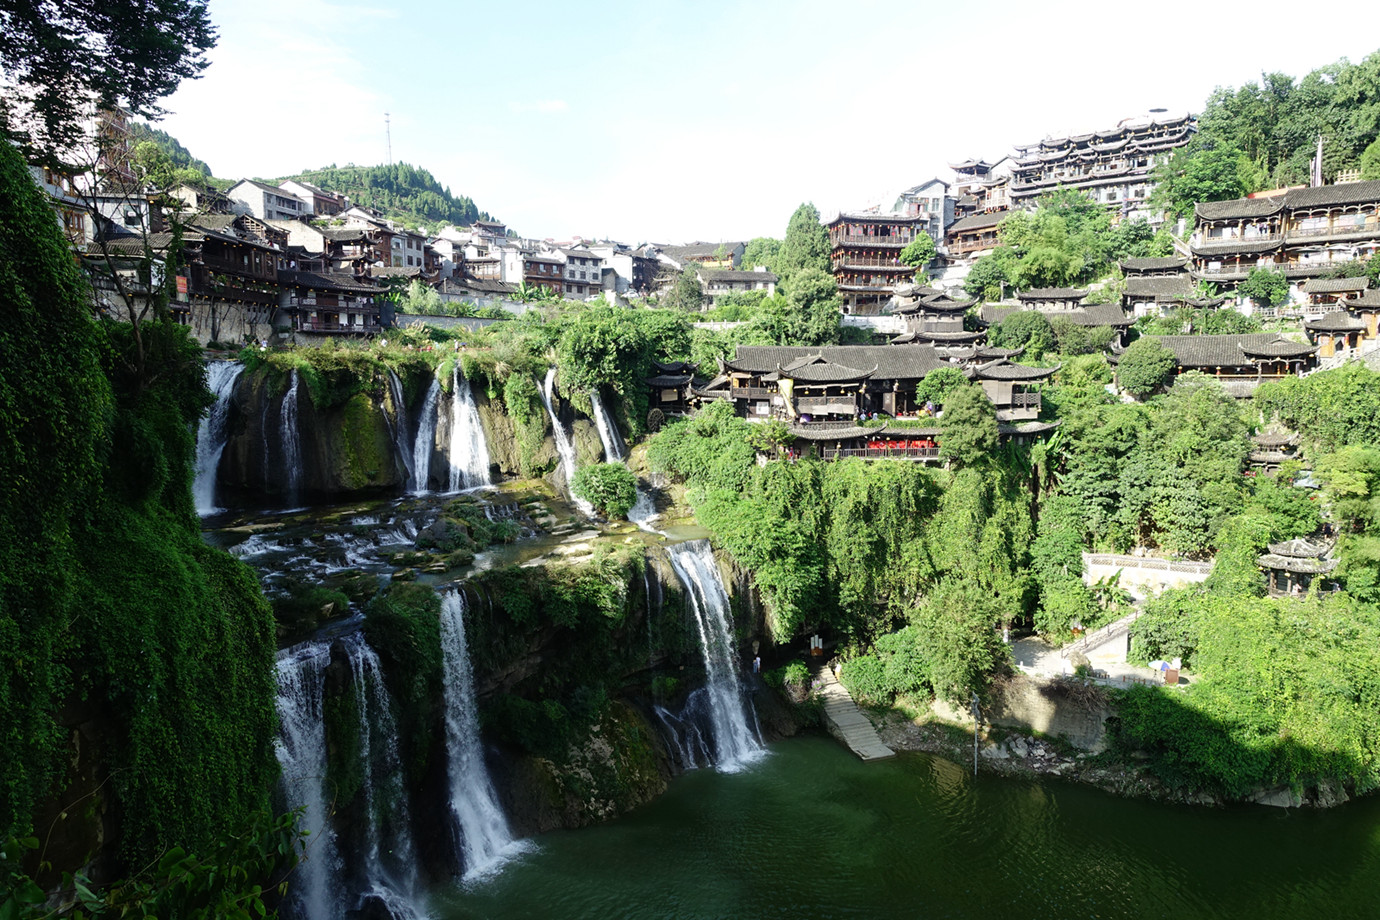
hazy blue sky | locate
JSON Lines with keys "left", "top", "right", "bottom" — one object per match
{"left": 158, "top": 0, "right": 1380, "bottom": 243}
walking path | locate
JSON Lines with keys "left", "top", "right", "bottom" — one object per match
{"left": 814, "top": 664, "right": 895, "bottom": 762}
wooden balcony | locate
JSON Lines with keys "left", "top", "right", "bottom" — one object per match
{"left": 297, "top": 320, "right": 380, "bottom": 334}
{"left": 730, "top": 386, "right": 771, "bottom": 399}
{"left": 824, "top": 447, "right": 940, "bottom": 461}
{"left": 797, "top": 397, "right": 858, "bottom": 415}
{"left": 831, "top": 235, "right": 912, "bottom": 247}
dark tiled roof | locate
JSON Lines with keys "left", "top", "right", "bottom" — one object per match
{"left": 1190, "top": 237, "right": 1283, "bottom": 256}
{"left": 319, "top": 227, "right": 369, "bottom": 242}
{"left": 1119, "top": 257, "right": 1187, "bottom": 272}
{"left": 654, "top": 360, "right": 696, "bottom": 373}
{"left": 190, "top": 213, "right": 238, "bottom": 233}
{"left": 946, "top": 210, "right": 1009, "bottom": 233}
{"left": 647, "top": 373, "right": 693, "bottom": 387}
{"left": 1303, "top": 277, "right": 1370, "bottom": 294}
{"left": 973, "top": 359, "right": 1058, "bottom": 381}
{"left": 729, "top": 344, "right": 947, "bottom": 380}
{"left": 1149, "top": 333, "right": 1314, "bottom": 367}
{"left": 780, "top": 358, "right": 876, "bottom": 383}
{"left": 1020, "top": 287, "right": 1088, "bottom": 300}
{"left": 1252, "top": 432, "right": 1297, "bottom": 448}
{"left": 977, "top": 304, "right": 1018, "bottom": 326}
{"left": 1283, "top": 179, "right": 1380, "bottom": 209}
{"left": 911, "top": 330, "right": 985, "bottom": 343}
{"left": 440, "top": 276, "right": 516, "bottom": 296}
{"left": 701, "top": 269, "right": 779, "bottom": 283}
{"left": 661, "top": 242, "right": 744, "bottom": 260}
{"left": 1342, "top": 290, "right": 1380, "bottom": 309}
{"left": 1304, "top": 312, "right": 1367, "bottom": 332}
{"left": 1125, "top": 276, "right": 1196, "bottom": 301}
{"left": 278, "top": 270, "right": 385, "bottom": 294}
{"left": 1195, "top": 196, "right": 1285, "bottom": 221}
{"left": 1070, "top": 303, "right": 1135, "bottom": 327}
{"left": 371, "top": 266, "right": 426, "bottom": 279}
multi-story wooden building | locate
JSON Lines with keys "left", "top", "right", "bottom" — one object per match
{"left": 1190, "top": 180, "right": 1380, "bottom": 291}
{"left": 698, "top": 268, "right": 778, "bottom": 309}
{"left": 1129, "top": 333, "right": 1317, "bottom": 397}
{"left": 1010, "top": 114, "right": 1195, "bottom": 220}
{"left": 826, "top": 212, "right": 924, "bottom": 314}
{"left": 944, "top": 210, "right": 1008, "bottom": 261}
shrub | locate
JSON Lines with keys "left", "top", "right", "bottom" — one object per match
{"left": 572, "top": 462, "right": 638, "bottom": 519}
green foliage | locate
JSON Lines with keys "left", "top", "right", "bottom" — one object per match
{"left": 663, "top": 267, "right": 705, "bottom": 313}
{"left": 572, "top": 463, "right": 638, "bottom": 518}
{"left": 899, "top": 234, "right": 937, "bottom": 271}
{"left": 841, "top": 627, "right": 931, "bottom": 704}
{"left": 990, "top": 310, "right": 1055, "bottom": 358}
{"left": 1116, "top": 338, "right": 1178, "bottom": 397}
{"left": 1362, "top": 137, "right": 1380, "bottom": 180}
{"left": 913, "top": 366, "right": 968, "bottom": 409}
{"left": 363, "top": 582, "right": 443, "bottom": 782}
{"left": 1048, "top": 317, "right": 1116, "bottom": 355}
{"left": 1149, "top": 135, "right": 1254, "bottom": 219}
{"left": 1255, "top": 364, "right": 1380, "bottom": 452}
{"left": 964, "top": 255, "right": 1011, "bottom": 301}
{"left": 130, "top": 121, "right": 214, "bottom": 176}
{"left": 910, "top": 577, "right": 1012, "bottom": 704}
{"left": 740, "top": 237, "right": 782, "bottom": 274}
{"left": 776, "top": 203, "right": 830, "bottom": 281}
{"left": 1237, "top": 266, "right": 1290, "bottom": 308}
{"left": 283, "top": 162, "right": 486, "bottom": 230}
{"left": 1119, "top": 592, "right": 1380, "bottom": 797}
{"left": 1138, "top": 307, "right": 1262, "bottom": 337}
{"left": 1, "top": 139, "right": 278, "bottom": 865}
{"left": 939, "top": 384, "right": 998, "bottom": 467}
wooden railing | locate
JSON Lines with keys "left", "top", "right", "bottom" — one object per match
{"left": 831, "top": 235, "right": 912, "bottom": 246}
{"left": 298, "top": 320, "right": 380, "bottom": 334}
{"left": 729, "top": 386, "right": 771, "bottom": 399}
{"left": 825, "top": 447, "right": 940, "bottom": 461}
{"left": 797, "top": 397, "right": 857, "bottom": 414}
{"left": 1007, "top": 392, "right": 1042, "bottom": 408}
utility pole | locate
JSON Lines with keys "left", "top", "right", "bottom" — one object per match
{"left": 385, "top": 112, "right": 392, "bottom": 167}
{"left": 970, "top": 692, "right": 982, "bottom": 777}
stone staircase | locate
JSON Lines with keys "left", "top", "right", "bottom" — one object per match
{"left": 814, "top": 664, "right": 895, "bottom": 762}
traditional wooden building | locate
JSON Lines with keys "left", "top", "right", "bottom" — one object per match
{"left": 1119, "top": 257, "right": 1196, "bottom": 317}
{"left": 1248, "top": 432, "right": 1300, "bottom": 474}
{"left": 722, "top": 344, "right": 949, "bottom": 420}
{"left": 944, "top": 210, "right": 1007, "bottom": 261}
{"left": 698, "top": 268, "right": 778, "bottom": 309}
{"left": 1010, "top": 113, "right": 1195, "bottom": 221}
{"left": 890, "top": 284, "right": 980, "bottom": 345}
{"left": 278, "top": 270, "right": 389, "bottom": 336}
{"left": 645, "top": 361, "right": 699, "bottom": 416}
{"left": 658, "top": 241, "right": 744, "bottom": 270}
{"left": 1258, "top": 538, "right": 1337, "bottom": 597}
{"left": 1140, "top": 333, "right": 1317, "bottom": 397}
{"left": 971, "top": 359, "right": 1057, "bottom": 421}
{"left": 1301, "top": 276, "right": 1368, "bottom": 311}
{"left": 826, "top": 212, "right": 924, "bottom": 314}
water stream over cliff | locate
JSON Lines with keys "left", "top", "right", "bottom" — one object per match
{"left": 387, "top": 370, "right": 417, "bottom": 491}
{"left": 439, "top": 590, "right": 525, "bottom": 878}
{"left": 540, "top": 368, "right": 593, "bottom": 516}
{"left": 274, "top": 641, "right": 344, "bottom": 920}
{"left": 665, "top": 541, "right": 764, "bottom": 770}
{"left": 447, "top": 369, "right": 491, "bottom": 492}
{"left": 194, "top": 361, "right": 244, "bottom": 515}
{"left": 281, "top": 369, "right": 303, "bottom": 505}
{"left": 589, "top": 389, "right": 659, "bottom": 531}
{"left": 411, "top": 378, "right": 441, "bottom": 493}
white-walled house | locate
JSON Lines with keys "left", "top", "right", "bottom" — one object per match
{"left": 227, "top": 180, "right": 308, "bottom": 222}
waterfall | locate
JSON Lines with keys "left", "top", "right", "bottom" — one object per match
{"left": 439, "top": 590, "right": 522, "bottom": 878}
{"left": 540, "top": 368, "right": 593, "bottom": 516}
{"left": 386, "top": 370, "right": 416, "bottom": 490}
{"left": 448, "top": 368, "right": 491, "bottom": 491}
{"left": 666, "top": 541, "right": 764, "bottom": 771}
{"left": 275, "top": 641, "right": 344, "bottom": 920}
{"left": 341, "top": 634, "right": 425, "bottom": 918}
{"left": 590, "top": 387, "right": 659, "bottom": 531}
{"left": 588, "top": 390, "right": 627, "bottom": 462}
{"left": 282, "top": 369, "right": 303, "bottom": 504}
{"left": 411, "top": 378, "right": 441, "bottom": 493}
{"left": 194, "top": 361, "right": 243, "bottom": 515}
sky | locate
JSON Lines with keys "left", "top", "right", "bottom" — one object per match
{"left": 155, "top": 0, "right": 1380, "bottom": 244}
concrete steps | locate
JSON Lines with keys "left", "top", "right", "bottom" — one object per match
{"left": 814, "top": 665, "right": 895, "bottom": 762}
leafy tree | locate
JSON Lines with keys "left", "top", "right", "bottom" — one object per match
{"left": 704, "top": 289, "right": 767, "bottom": 321}
{"left": 776, "top": 203, "right": 830, "bottom": 281}
{"left": 662, "top": 267, "right": 704, "bottom": 313}
{"left": 990, "top": 310, "right": 1055, "bottom": 358}
{"left": 899, "top": 234, "right": 937, "bottom": 273}
{"left": 1048, "top": 316, "right": 1116, "bottom": 355}
{"left": 914, "top": 366, "right": 968, "bottom": 409}
{"left": 1255, "top": 363, "right": 1380, "bottom": 452}
{"left": 1149, "top": 136, "right": 1254, "bottom": 219}
{"left": 1117, "top": 338, "right": 1178, "bottom": 398}
{"left": 740, "top": 236, "right": 782, "bottom": 272}
{"left": 964, "top": 254, "right": 1012, "bottom": 301}
{"left": 284, "top": 163, "right": 486, "bottom": 228}
{"left": 939, "top": 384, "right": 998, "bottom": 467}
{"left": 571, "top": 463, "right": 638, "bottom": 519}
{"left": 0, "top": 0, "right": 216, "bottom": 162}
{"left": 1362, "top": 137, "right": 1380, "bottom": 180}
{"left": 1237, "top": 266, "right": 1289, "bottom": 309}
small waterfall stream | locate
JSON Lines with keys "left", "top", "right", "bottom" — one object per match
{"left": 589, "top": 388, "right": 658, "bottom": 531}
{"left": 411, "top": 378, "right": 441, "bottom": 493}
{"left": 540, "top": 369, "right": 593, "bottom": 516}
{"left": 386, "top": 370, "right": 416, "bottom": 490}
{"left": 448, "top": 368, "right": 491, "bottom": 491}
{"left": 666, "top": 541, "right": 765, "bottom": 771}
{"left": 194, "top": 361, "right": 244, "bottom": 515}
{"left": 439, "top": 590, "right": 523, "bottom": 878}
{"left": 342, "top": 633, "right": 426, "bottom": 918}
{"left": 281, "top": 369, "right": 303, "bottom": 504}
{"left": 275, "top": 641, "right": 344, "bottom": 920}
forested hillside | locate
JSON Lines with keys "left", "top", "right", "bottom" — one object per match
{"left": 278, "top": 162, "right": 489, "bottom": 230}
{"left": 130, "top": 122, "right": 214, "bottom": 176}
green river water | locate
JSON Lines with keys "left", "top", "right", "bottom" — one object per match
{"left": 436, "top": 735, "right": 1380, "bottom": 920}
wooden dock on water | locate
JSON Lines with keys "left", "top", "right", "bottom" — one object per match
{"left": 814, "top": 664, "right": 895, "bottom": 762}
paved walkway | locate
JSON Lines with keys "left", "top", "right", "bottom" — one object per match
{"left": 814, "top": 665, "right": 895, "bottom": 761}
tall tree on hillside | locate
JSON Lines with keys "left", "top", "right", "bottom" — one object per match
{"left": 1149, "top": 137, "right": 1255, "bottom": 219}
{"left": 777, "top": 202, "right": 830, "bottom": 281}
{"left": 741, "top": 236, "right": 782, "bottom": 273}
{"left": 662, "top": 267, "right": 704, "bottom": 313}
{"left": 0, "top": 0, "right": 216, "bottom": 163}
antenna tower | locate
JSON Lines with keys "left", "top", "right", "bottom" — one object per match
{"left": 385, "top": 112, "right": 392, "bottom": 166}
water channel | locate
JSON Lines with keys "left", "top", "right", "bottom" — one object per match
{"left": 434, "top": 734, "right": 1380, "bottom": 920}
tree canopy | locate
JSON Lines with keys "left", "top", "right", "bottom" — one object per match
{"left": 777, "top": 203, "right": 830, "bottom": 281}
{"left": 1117, "top": 338, "right": 1178, "bottom": 398}
{"left": 1, "top": 0, "right": 216, "bottom": 162}
{"left": 282, "top": 162, "right": 487, "bottom": 230}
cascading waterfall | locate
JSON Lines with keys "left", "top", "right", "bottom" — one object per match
{"left": 275, "top": 642, "right": 344, "bottom": 920}
{"left": 281, "top": 369, "right": 303, "bottom": 504}
{"left": 540, "top": 368, "right": 594, "bottom": 516}
{"left": 342, "top": 633, "right": 426, "bottom": 918}
{"left": 193, "top": 361, "right": 244, "bottom": 515}
{"left": 448, "top": 368, "right": 492, "bottom": 491}
{"left": 411, "top": 378, "right": 441, "bottom": 492}
{"left": 386, "top": 370, "right": 416, "bottom": 490}
{"left": 666, "top": 541, "right": 765, "bottom": 771}
{"left": 439, "top": 590, "right": 523, "bottom": 878}
{"left": 590, "top": 388, "right": 659, "bottom": 531}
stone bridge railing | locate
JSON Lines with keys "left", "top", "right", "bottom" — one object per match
{"left": 1083, "top": 552, "right": 1213, "bottom": 595}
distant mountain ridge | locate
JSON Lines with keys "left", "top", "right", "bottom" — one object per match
{"left": 276, "top": 163, "right": 491, "bottom": 230}
{"left": 130, "top": 122, "right": 215, "bottom": 176}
